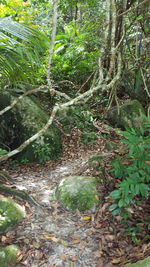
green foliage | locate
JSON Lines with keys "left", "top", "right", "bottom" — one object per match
{"left": 109, "top": 116, "right": 150, "bottom": 220}
{"left": 0, "top": 148, "right": 7, "bottom": 156}
{"left": 0, "top": 0, "right": 36, "bottom": 25}
{"left": 122, "top": 6, "right": 149, "bottom": 101}
{"left": 82, "top": 131, "right": 97, "bottom": 145}
{"left": 58, "top": 106, "right": 98, "bottom": 144}
{"left": 124, "top": 226, "right": 141, "bottom": 244}
{"left": 20, "top": 158, "right": 29, "bottom": 164}
{"left": 0, "top": 17, "right": 49, "bottom": 86}
{"left": 52, "top": 22, "right": 99, "bottom": 84}
{"left": 32, "top": 142, "right": 52, "bottom": 164}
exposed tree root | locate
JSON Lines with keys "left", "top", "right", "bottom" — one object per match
{"left": 0, "top": 185, "right": 40, "bottom": 206}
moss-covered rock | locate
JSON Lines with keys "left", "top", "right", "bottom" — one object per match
{"left": 0, "top": 90, "right": 62, "bottom": 162}
{"left": 55, "top": 176, "right": 99, "bottom": 212}
{"left": 107, "top": 100, "right": 145, "bottom": 129}
{"left": 0, "top": 245, "right": 19, "bottom": 267}
{"left": 0, "top": 197, "right": 25, "bottom": 234}
{"left": 124, "top": 257, "right": 150, "bottom": 267}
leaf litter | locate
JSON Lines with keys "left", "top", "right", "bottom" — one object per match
{"left": 1, "top": 127, "right": 150, "bottom": 266}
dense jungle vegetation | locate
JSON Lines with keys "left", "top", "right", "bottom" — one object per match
{"left": 0, "top": 0, "right": 150, "bottom": 265}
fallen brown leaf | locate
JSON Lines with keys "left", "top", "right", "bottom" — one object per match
{"left": 70, "top": 255, "right": 78, "bottom": 261}
{"left": 60, "top": 254, "right": 68, "bottom": 261}
{"left": 32, "top": 240, "right": 41, "bottom": 249}
{"left": 43, "top": 234, "right": 59, "bottom": 243}
{"left": 111, "top": 257, "right": 121, "bottom": 264}
{"left": 16, "top": 250, "right": 23, "bottom": 263}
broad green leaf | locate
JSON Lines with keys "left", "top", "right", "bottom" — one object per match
{"left": 110, "top": 190, "right": 121, "bottom": 199}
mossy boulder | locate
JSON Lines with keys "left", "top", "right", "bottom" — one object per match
{"left": 124, "top": 257, "right": 150, "bottom": 267}
{"left": 0, "top": 197, "right": 25, "bottom": 234}
{"left": 107, "top": 100, "right": 145, "bottom": 129}
{"left": 55, "top": 176, "right": 99, "bottom": 212}
{"left": 0, "top": 90, "right": 62, "bottom": 162}
{"left": 0, "top": 245, "right": 19, "bottom": 267}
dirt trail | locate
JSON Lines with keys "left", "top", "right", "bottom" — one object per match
{"left": 3, "top": 134, "right": 149, "bottom": 266}
{"left": 12, "top": 152, "right": 102, "bottom": 267}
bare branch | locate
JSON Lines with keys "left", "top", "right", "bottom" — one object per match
{"left": 140, "top": 68, "right": 150, "bottom": 98}
{"left": 77, "top": 72, "right": 95, "bottom": 94}
{"left": 0, "top": 85, "right": 71, "bottom": 116}
{"left": 117, "top": 0, "right": 149, "bottom": 18}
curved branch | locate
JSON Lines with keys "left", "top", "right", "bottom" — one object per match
{"left": 0, "top": 85, "right": 71, "bottom": 116}
{"left": 0, "top": 56, "right": 122, "bottom": 162}
{"left": 0, "top": 85, "right": 46, "bottom": 116}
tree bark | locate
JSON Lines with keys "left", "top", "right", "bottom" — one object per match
{"left": 47, "top": 0, "right": 59, "bottom": 88}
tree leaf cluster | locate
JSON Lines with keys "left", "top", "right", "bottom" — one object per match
{"left": 109, "top": 116, "right": 150, "bottom": 228}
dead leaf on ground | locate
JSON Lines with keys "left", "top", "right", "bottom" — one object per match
{"left": 96, "top": 259, "right": 113, "bottom": 267}
{"left": 43, "top": 234, "right": 59, "bottom": 243}
{"left": 24, "top": 238, "right": 30, "bottom": 244}
{"left": 32, "top": 240, "right": 41, "bottom": 249}
{"left": 16, "top": 250, "right": 23, "bottom": 263}
{"left": 70, "top": 255, "right": 78, "bottom": 261}
{"left": 34, "top": 250, "right": 44, "bottom": 260}
{"left": 78, "top": 240, "right": 88, "bottom": 250}
{"left": 111, "top": 257, "right": 122, "bottom": 264}
{"left": 81, "top": 216, "right": 91, "bottom": 221}
{"left": 60, "top": 254, "right": 68, "bottom": 261}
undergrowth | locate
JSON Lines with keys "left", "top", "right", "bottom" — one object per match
{"left": 58, "top": 106, "right": 98, "bottom": 145}
{"left": 109, "top": 116, "right": 150, "bottom": 242}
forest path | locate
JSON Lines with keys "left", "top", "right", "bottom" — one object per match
{"left": 11, "top": 147, "right": 106, "bottom": 267}
{"left": 4, "top": 131, "right": 148, "bottom": 266}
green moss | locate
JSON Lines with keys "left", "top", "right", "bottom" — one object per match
{"left": 0, "top": 245, "right": 19, "bottom": 267}
{"left": 0, "top": 91, "right": 62, "bottom": 162}
{"left": 56, "top": 176, "right": 99, "bottom": 211}
{"left": 107, "top": 100, "right": 145, "bottom": 129}
{"left": 124, "top": 257, "right": 150, "bottom": 267}
{"left": 0, "top": 197, "right": 25, "bottom": 234}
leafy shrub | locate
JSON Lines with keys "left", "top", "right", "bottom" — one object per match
{"left": 52, "top": 22, "right": 99, "bottom": 84}
{"left": 32, "top": 141, "right": 52, "bottom": 164}
{"left": 58, "top": 106, "right": 98, "bottom": 144}
{"left": 109, "top": 116, "right": 150, "bottom": 220}
{"left": 0, "top": 148, "right": 7, "bottom": 156}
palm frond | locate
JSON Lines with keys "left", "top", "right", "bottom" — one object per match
{"left": 0, "top": 17, "right": 49, "bottom": 86}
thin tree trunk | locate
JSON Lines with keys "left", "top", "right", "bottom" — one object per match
{"left": 47, "top": 0, "right": 59, "bottom": 88}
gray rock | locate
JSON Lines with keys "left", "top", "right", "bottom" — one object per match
{"left": 107, "top": 100, "right": 145, "bottom": 129}
{"left": 0, "top": 197, "right": 25, "bottom": 234}
{"left": 0, "top": 244, "right": 20, "bottom": 267}
{"left": 55, "top": 176, "right": 99, "bottom": 212}
{"left": 0, "top": 91, "right": 62, "bottom": 162}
